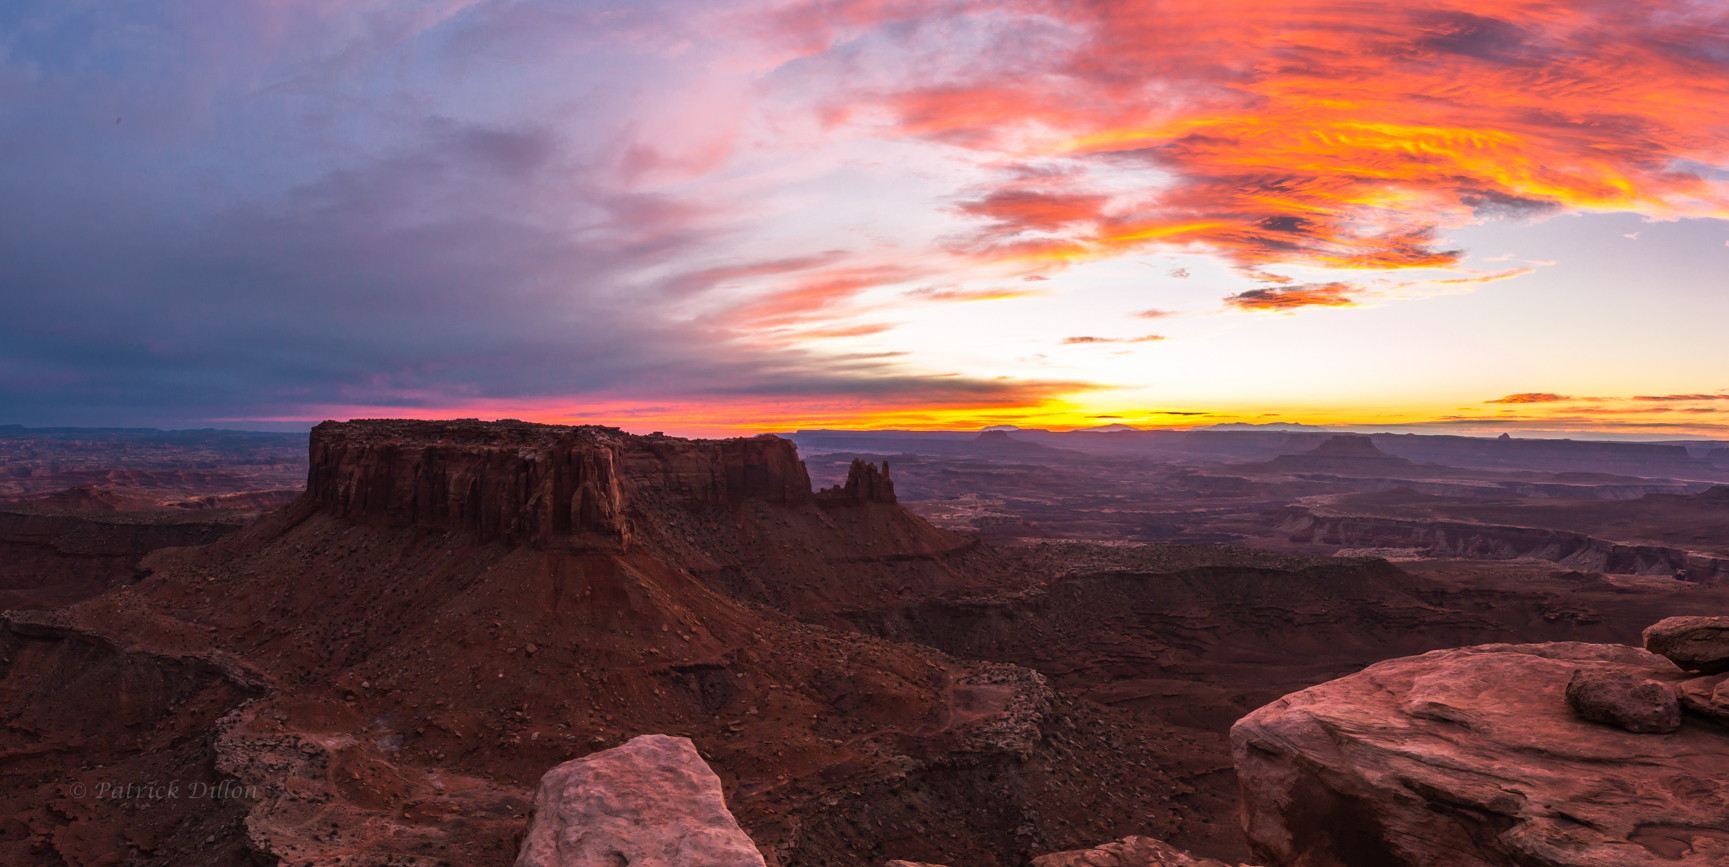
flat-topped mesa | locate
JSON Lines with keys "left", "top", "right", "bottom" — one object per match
{"left": 304, "top": 420, "right": 818, "bottom": 545}
{"left": 307, "top": 419, "right": 631, "bottom": 546}
{"left": 816, "top": 458, "right": 896, "bottom": 504}
{"left": 1257, "top": 434, "right": 1417, "bottom": 475}
{"left": 1308, "top": 434, "right": 1388, "bottom": 457}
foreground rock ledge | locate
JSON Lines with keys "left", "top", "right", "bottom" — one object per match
{"left": 517, "top": 734, "right": 766, "bottom": 867}
{"left": 1232, "top": 642, "right": 1729, "bottom": 867}
{"left": 1031, "top": 835, "right": 1262, "bottom": 867}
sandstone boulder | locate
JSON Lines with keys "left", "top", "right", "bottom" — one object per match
{"left": 1233, "top": 642, "right": 1729, "bottom": 867}
{"left": 1643, "top": 616, "right": 1729, "bottom": 674}
{"left": 1564, "top": 667, "right": 1680, "bottom": 733}
{"left": 1676, "top": 672, "right": 1729, "bottom": 724}
{"left": 516, "top": 734, "right": 765, "bottom": 867}
{"left": 1031, "top": 835, "right": 1259, "bottom": 867}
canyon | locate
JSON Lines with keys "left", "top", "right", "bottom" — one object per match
{"left": 1, "top": 422, "right": 1726, "bottom": 866}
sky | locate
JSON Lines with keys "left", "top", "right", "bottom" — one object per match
{"left": 2, "top": 0, "right": 1727, "bottom": 438}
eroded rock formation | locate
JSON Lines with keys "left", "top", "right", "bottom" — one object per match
{"left": 817, "top": 458, "right": 896, "bottom": 504}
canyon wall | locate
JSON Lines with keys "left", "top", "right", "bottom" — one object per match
{"left": 1282, "top": 510, "right": 1729, "bottom": 580}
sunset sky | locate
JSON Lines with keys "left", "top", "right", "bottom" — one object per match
{"left": 3, "top": 1, "right": 1726, "bottom": 437}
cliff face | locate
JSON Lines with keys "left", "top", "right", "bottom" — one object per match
{"left": 305, "top": 421, "right": 818, "bottom": 546}
{"left": 0, "top": 509, "right": 252, "bottom": 610}
{"left": 308, "top": 420, "right": 630, "bottom": 545}
{"left": 622, "top": 433, "right": 813, "bottom": 505}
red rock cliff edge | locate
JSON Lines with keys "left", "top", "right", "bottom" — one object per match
{"left": 305, "top": 419, "right": 818, "bottom": 546}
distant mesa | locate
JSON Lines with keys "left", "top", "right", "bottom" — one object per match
{"left": 1697, "top": 484, "right": 1729, "bottom": 504}
{"left": 967, "top": 429, "right": 1060, "bottom": 455}
{"left": 1200, "top": 421, "right": 1334, "bottom": 431}
{"left": 1254, "top": 434, "right": 1419, "bottom": 474}
{"left": 1307, "top": 434, "right": 1388, "bottom": 458}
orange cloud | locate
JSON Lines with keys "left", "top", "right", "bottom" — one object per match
{"left": 818, "top": 1, "right": 1729, "bottom": 275}
{"left": 956, "top": 190, "right": 1111, "bottom": 230}
{"left": 1485, "top": 392, "right": 1572, "bottom": 404}
{"left": 268, "top": 373, "right": 1113, "bottom": 437}
{"left": 1633, "top": 393, "right": 1729, "bottom": 401}
{"left": 1423, "top": 267, "right": 1536, "bottom": 286}
{"left": 1224, "top": 283, "right": 1357, "bottom": 311}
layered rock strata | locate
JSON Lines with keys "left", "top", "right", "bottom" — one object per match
{"left": 1282, "top": 510, "right": 1729, "bottom": 580}
{"left": 306, "top": 420, "right": 827, "bottom": 546}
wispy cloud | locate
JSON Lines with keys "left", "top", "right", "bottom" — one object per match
{"left": 1061, "top": 334, "right": 1167, "bottom": 344}
{"left": 1224, "top": 283, "right": 1358, "bottom": 311}
{"left": 1485, "top": 393, "right": 1572, "bottom": 404}
{"left": 905, "top": 285, "right": 1045, "bottom": 302}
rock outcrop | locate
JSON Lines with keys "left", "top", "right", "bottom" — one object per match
{"left": 817, "top": 458, "right": 896, "bottom": 504}
{"left": 1232, "top": 642, "right": 1729, "bottom": 867}
{"left": 1643, "top": 616, "right": 1729, "bottom": 674}
{"left": 516, "top": 735, "right": 764, "bottom": 867}
{"left": 1031, "top": 835, "right": 1259, "bottom": 867}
